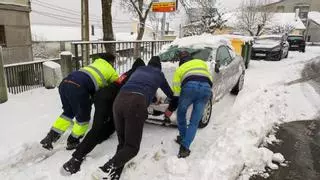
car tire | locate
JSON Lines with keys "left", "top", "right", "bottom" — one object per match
{"left": 198, "top": 99, "right": 212, "bottom": 128}
{"left": 302, "top": 49, "right": 305, "bottom": 53}
{"left": 277, "top": 51, "right": 282, "bottom": 61}
{"left": 231, "top": 72, "right": 245, "bottom": 95}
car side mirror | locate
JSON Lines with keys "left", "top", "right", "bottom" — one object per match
{"left": 215, "top": 61, "right": 220, "bottom": 73}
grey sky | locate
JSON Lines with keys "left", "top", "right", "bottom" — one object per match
{"left": 30, "top": 0, "right": 243, "bottom": 30}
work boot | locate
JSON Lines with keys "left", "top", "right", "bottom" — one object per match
{"left": 40, "top": 130, "right": 61, "bottom": 150}
{"left": 62, "top": 157, "right": 83, "bottom": 175}
{"left": 66, "top": 135, "right": 81, "bottom": 150}
{"left": 178, "top": 145, "right": 191, "bottom": 158}
{"left": 175, "top": 135, "right": 182, "bottom": 145}
{"left": 92, "top": 161, "right": 118, "bottom": 180}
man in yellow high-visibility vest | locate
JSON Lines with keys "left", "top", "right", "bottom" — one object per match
{"left": 165, "top": 50, "right": 213, "bottom": 158}
{"left": 40, "top": 53, "right": 118, "bottom": 150}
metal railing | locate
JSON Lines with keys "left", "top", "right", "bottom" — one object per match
{"left": 4, "top": 58, "right": 60, "bottom": 94}
{"left": 72, "top": 40, "right": 172, "bottom": 74}
{"left": 3, "top": 40, "right": 173, "bottom": 94}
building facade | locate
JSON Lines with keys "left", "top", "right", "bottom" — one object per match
{"left": 265, "top": 0, "right": 320, "bottom": 42}
{"left": 0, "top": 0, "right": 33, "bottom": 64}
{"left": 265, "top": 0, "right": 320, "bottom": 24}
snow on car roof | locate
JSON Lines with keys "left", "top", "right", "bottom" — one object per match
{"left": 160, "top": 33, "right": 232, "bottom": 53}
{"left": 258, "top": 34, "right": 283, "bottom": 38}
{"left": 217, "top": 34, "right": 254, "bottom": 42}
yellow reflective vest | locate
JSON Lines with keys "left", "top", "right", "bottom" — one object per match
{"left": 172, "top": 59, "right": 212, "bottom": 96}
{"left": 80, "top": 58, "right": 118, "bottom": 91}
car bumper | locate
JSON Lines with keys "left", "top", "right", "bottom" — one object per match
{"left": 251, "top": 50, "right": 281, "bottom": 60}
{"left": 289, "top": 45, "right": 305, "bottom": 51}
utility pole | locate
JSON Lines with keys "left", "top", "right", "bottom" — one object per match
{"left": 0, "top": 46, "right": 8, "bottom": 103}
{"left": 160, "top": 12, "right": 166, "bottom": 40}
{"left": 81, "top": 0, "right": 90, "bottom": 66}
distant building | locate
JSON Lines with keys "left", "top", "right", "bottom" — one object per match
{"left": 306, "top": 11, "right": 320, "bottom": 42}
{"left": 0, "top": 0, "right": 33, "bottom": 64}
{"left": 264, "top": 0, "right": 320, "bottom": 42}
{"left": 264, "top": 0, "right": 320, "bottom": 25}
{"left": 215, "top": 12, "right": 305, "bottom": 36}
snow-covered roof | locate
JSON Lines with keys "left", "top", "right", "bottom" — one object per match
{"left": 217, "top": 34, "right": 254, "bottom": 42}
{"left": 266, "top": 13, "right": 306, "bottom": 30}
{"left": 308, "top": 11, "right": 320, "bottom": 26}
{"left": 160, "top": 33, "right": 232, "bottom": 53}
{"left": 31, "top": 24, "right": 103, "bottom": 41}
{"left": 264, "top": 0, "right": 283, "bottom": 5}
{"left": 224, "top": 12, "right": 305, "bottom": 30}
{"left": 31, "top": 24, "right": 155, "bottom": 41}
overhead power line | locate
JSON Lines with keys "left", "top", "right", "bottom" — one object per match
{"left": 31, "top": 0, "right": 132, "bottom": 23}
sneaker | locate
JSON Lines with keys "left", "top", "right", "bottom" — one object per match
{"left": 62, "top": 157, "right": 83, "bottom": 175}
{"left": 66, "top": 135, "right": 81, "bottom": 150}
{"left": 178, "top": 145, "right": 191, "bottom": 158}
{"left": 40, "top": 130, "right": 61, "bottom": 150}
{"left": 175, "top": 135, "right": 182, "bottom": 145}
{"left": 92, "top": 162, "right": 117, "bottom": 180}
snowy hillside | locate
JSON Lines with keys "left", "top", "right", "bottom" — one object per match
{"left": 0, "top": 47, "right": 320, "bottom": 180}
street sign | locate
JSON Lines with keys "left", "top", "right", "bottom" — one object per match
{"left": 152, "top": 2, "right": 176, "bottom": 12}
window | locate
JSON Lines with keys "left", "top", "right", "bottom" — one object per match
{"left": 216, "top": 46, "right": 232, "bottom": 66}
{"left": 276, "top": 6, "right": 284, "bottom": 12}
{"left": 0, "top": 25, "right": 6, "bottom": 46}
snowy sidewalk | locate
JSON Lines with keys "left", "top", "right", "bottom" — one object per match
{"left": 1, "top": 47, "right": 320, "bottom": 180}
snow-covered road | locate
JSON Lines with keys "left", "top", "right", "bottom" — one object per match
{"left": 0, "top": 47, "right": 320, "bottom": 180}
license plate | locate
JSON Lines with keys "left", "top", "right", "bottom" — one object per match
{"left": 291, "top": 45, "right": 299, "bottom": 47}
{"left": 255, "top": 53, "right": 266, "bottom": 57}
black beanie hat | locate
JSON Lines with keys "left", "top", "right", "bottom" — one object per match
{"left": 132, "top": 58, "right": 145, "bottom": 70}
{"left": 148, "top": 56, "right": 161, "bottom": 70}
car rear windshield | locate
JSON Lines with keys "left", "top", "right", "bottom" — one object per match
{"left": 158, "top": 46, "right": 213, "bottom": 62}
{"left": 288, "top": 36, "right": 304, "bottom": 40}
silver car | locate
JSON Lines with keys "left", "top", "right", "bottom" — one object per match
{"left": 147, "top": 35, "right": 246, "bottom": 128}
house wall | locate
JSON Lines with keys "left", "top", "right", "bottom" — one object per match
{"left": 307, "top": 21, "right": 320, "bottom": 42}
{"left": 0, "top": 3, "right": 32, "bottom": 64}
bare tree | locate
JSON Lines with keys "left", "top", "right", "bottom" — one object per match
{"left": 269, "top": 24, "right": 295, "bottom": 34}
{"left": 101, "top": 0, "right": 115, "bottom": 53}
{"left": 120, "top": 0, "right": 153, "bottom": 40}
{"left": 237, "top": 0, "right": 273, "bottom": 36}
{"left": 180, "top": 0, "right": 226, "bottom": 36}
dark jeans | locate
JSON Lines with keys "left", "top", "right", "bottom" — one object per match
{"left": 72, "top": 87, "right": 117, "bottom": 160}
{"left": 59, "top": 79, "right": 92, "bottom": 124}
{"left": 110, "top": 91, "right": 148, "bottom": 169}
{"left": 177, "top": 81, "right": 212, "bottom": 149}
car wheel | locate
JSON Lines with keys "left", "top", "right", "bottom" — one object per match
{"left": 231, "top": 72, "right": 245, "bottom": 95}
{"left": 277, "top": 51, "right": 282, "bottom": 61}
{"left": 198, "top": 99, "right": 212, "bottom": 128}
{"left": 302, "top": 49, "right": 305, "bottom": 53}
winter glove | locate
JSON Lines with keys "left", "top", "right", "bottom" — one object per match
{"left": 164, "top": 110, "right": 173, "bottom": 118}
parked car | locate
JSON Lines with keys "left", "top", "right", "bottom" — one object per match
{"left": 287, "top": 35, "right": 306, "bottom": 52}
{"left": 251, "top": 34, "right": 289, "bottom": 61}
{"left": 147, "top": 34, "right": 246, "bottom": 128}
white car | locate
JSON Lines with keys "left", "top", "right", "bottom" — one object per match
{"left": 147, "top": 34, "right": 246, "bottom": 128}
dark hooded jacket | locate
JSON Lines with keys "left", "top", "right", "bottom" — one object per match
{"left": 120, "top": 56, "right": 174, "bottom": 105}
{"left": 93, "top": 58, "right": 146, "bottom": 104}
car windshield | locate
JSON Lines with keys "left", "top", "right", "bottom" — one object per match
{"left": 288, "top": 36, "right": 304, "bottom": 40}
{"left": 255, "top": 36, "right": 281, "bottom": 44}
{"left": 158, "top": 45, "right": 213, "bottom": 62}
